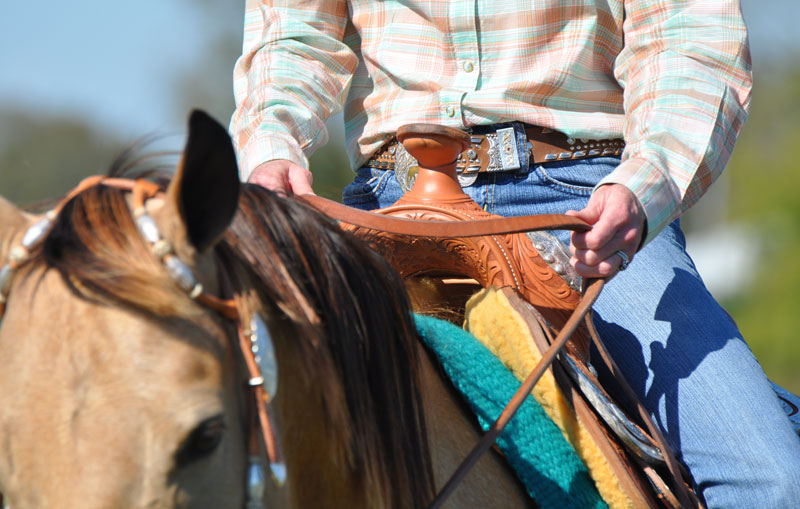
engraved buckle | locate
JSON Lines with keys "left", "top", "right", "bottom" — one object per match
{"left": 496, "top": 127, "right": 521, "bottom": 171}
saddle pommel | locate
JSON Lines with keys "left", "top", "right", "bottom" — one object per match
{"left": 397, "top": 124, "right": 472, "bottom": 204}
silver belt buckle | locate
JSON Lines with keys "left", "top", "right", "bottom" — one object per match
{"left": 482, "top": 129, "right": 518, "bottom": 173}
{"left": 496, "top": 127, "right": 521, "bottom": 171}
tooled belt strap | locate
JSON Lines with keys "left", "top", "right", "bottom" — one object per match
{"left": 366, "top": 125, "right": 625, "bottom": 187}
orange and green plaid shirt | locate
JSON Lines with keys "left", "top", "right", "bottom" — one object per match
{"left": 231, "top": 0, "right": 751, "bottom": 243}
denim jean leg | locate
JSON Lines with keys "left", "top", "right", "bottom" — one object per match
{"left": 598, "top": 225, "right": 800, "bottom": 507}
{"left": 344, "top": 157, "right": 800, "bottom": 505}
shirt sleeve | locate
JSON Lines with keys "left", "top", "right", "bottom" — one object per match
{"left": 230, "top": 0, "right": 357, "bottom": 182}
{"left": 604, "top": 0, "right": 752, "bottom": 245}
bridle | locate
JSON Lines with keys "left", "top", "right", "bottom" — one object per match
{"left": 0, "top": 176, "right": 282, "bottom": 509}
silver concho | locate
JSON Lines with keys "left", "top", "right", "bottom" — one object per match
{"left": 457, "top": 172, "right": 479, "bottom": 187}
{"left": 526, "top": 231, "right": 582, "bottom": 291}
{"left": 249, "top": 314, "right": 278, "bottom": 400}
{"left": 393, "top": 144, "right": 419, "bottom": 193}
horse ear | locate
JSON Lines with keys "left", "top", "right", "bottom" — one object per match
{"left": 167, "top": 110, "right": 241, "bottom": 252}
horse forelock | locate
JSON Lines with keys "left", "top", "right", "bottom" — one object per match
{"left": 13, "top": 149, "right": 199, "bottom": 320}
{"left": 225, "top": 185, "right": 435, "bottom": 507}
{"left": 34, "top": 182, "right": 198, "bottom": 319}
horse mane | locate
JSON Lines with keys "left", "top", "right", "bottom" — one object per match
{"left": 29, "top": 155, "right": 435, "bottom": 507}
{"left": 224, "top": 185, "right": 435, "bottom": 507}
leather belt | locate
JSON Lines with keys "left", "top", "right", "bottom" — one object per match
{"left": 366, "top": 125, "right": 625, "bottom": 188}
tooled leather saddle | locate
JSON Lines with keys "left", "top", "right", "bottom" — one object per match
{"left": 301, "top": 123, "right": 699, "bottom": 508}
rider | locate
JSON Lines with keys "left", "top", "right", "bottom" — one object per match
{"left": 229, "top": 0, "right": 800, "bottom": 505}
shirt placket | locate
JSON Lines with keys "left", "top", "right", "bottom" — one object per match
{"left": 442, "top": 0, "right": 480, "bottom": 126}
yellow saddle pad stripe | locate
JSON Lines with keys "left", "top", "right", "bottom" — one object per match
{"left": 464, "top": 287, "right": 633, "bottom": 509}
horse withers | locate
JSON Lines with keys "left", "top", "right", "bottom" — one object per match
{"left": 0, "top": 111, "right": 530, "bottom": 508}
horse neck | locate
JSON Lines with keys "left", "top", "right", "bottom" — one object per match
{"left": 415, "top": 342, "right": 533, "bottom": 508}
{"left": 227, "top": 186, "right": 436, "bottom": 507}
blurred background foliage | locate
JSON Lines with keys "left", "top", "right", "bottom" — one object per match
{"left": 716, "top": 69, "right": 800, "bottom": 393}
{"left": 0, "top": 2, "right": 798, "bottom": 393}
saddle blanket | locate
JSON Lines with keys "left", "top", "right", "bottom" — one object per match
{"left": 416, "top": 287, "right": 800, "bottom": 508}
{"left": 414, "top": 314, "right": 608, "bottom": 509}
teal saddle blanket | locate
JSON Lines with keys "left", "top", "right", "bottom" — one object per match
{"left": 414, "top": 313, "right": 800, "bottom": 508}
{"left": 414, "top": 314, "right": 607, "bottom": 509}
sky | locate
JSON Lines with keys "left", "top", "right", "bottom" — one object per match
{"left": 0, "top": 0, "right": 241, "bottom": 138}
{"left": 1, "top": 0, "right": 799, "bottom": 140}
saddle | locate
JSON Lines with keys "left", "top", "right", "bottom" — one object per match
{"left": 301, "top": 124, "right": 698, "bottom": 508}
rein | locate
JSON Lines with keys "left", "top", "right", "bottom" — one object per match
{"left": 299, "top": 194, "right": 591, "bottom": 238}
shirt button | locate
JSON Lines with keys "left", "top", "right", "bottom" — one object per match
{"left": 445, "top": 106, "right": 455, "bottom": 117}
{"left": 463, "top": 61, "right": 474, "bottom": 73}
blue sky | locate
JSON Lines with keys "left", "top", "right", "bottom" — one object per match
{"left": 0, "top": 1, "right": 240, "bottom": 137}
{"left": 0, "top": 0, "right": 798, "bottom": 140}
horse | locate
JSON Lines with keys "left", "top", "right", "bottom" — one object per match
{"left": 0, "top": 111, "right": 531, "bottom": 508}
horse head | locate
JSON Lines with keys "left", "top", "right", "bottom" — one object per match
{"left": 0, "top": 111, "right": 250, "bottom": 508}
{"left": 0, "top": 111, "right": 441, "bottom": 508}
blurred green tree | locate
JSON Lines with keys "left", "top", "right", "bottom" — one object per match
{"left": 0, "top": 111, "right": 123, "bottom": 206}
{"left": 714, "top": 67, "right": 800, "bottom": 392}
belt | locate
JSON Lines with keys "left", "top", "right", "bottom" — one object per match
{"left": 366, "top": 125, "right": 625, "bottom": 189}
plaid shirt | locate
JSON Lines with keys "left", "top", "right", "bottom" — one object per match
{"left": 231, "top": 0, "right": 751, "bottom": 243}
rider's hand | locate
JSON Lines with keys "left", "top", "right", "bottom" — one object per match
{"left": 565, "top": 184, "right": 646, "bottom": 278}
{"left": 248, "top": 159, "right": 315, "bottom": 196}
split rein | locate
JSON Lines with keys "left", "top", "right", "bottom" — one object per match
{"left": 0, "top": 176, "right": 282, "bottom": 508}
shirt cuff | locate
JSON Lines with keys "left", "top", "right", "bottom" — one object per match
{"left": 235, "top": 131, "right": 310, "bottom": 182}
{"left": 596, "top": 155, "right": 680, "bottom": 247}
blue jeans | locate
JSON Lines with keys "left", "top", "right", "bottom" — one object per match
{"left": 343, "top": 157, "right": 800, "bottom": 507}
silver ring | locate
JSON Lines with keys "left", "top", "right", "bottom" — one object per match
{"left": 616, "top": 250, "right": 630, "bottom": 271}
